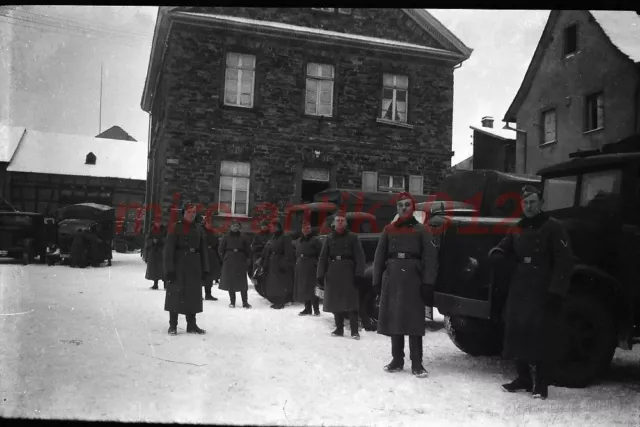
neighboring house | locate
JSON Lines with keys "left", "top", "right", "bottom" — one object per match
{"left": 452, "top": 155, "right": 473, "bottom": 171}
{"left": 140, "top": 7, "right": 472, "bottom": 228}
{"left": 5, "top": 128, "right": 146, "bottom": 228}
{"left": 0, "top": 124, "right": 25, "bottom": 202}
{"left": 469, "top": 116, "right": 516, "bottom": 172}
{"left": 503, "top": 10, "right": 640, "bottom": 174}
{"left": 96, "top": 125, "right": 138, "bottom": 142}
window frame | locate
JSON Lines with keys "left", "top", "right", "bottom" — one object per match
{"left": 584, "top": 92, "right": 605, "bottom": 132}
{"left": 578, "top": 168, "right": 622, "bottom": 210}
{"left": 380, "top": 73, "right": 409, "bottom": 124}
{"left": 218, "top": 161, "right": 251, "bottom": 217}
{"left": 540, "top": 108, "right": 557, "bottom": 146}
{"left": 305, "top": 62, "right": 335, "bottom": 117}
{"left": 223, "top": 52, "right": 257, "bottom": 109}
{"left": 378, "top": 174, "right": 406, "bottom": 192}
{"left": 563, "top": 23, "right": 578, "bottom": 57}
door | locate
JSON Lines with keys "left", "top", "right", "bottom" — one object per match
{"left": 301, "top": 168, "right": 330, "bottom": 203}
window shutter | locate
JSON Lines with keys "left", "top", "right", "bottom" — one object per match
{"left": 409, "top": 175, "right": 423, "bottom": 195}
{"left": 362, "top": 171, "right": 377, "bottom": 192}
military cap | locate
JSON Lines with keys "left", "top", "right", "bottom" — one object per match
{"left": 521, "top": 185, "right": 542, "bottom": 199}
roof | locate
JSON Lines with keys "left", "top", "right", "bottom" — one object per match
{"left": 6, "top": 129, "right": 147, "bottom": 180}
{"left": 0, "top": 123, "right": 26, "bottom": 163}
{"left": 452, "top": 155, "right": 473, "bottom": 170}
{"left": 141, "top": 8, "right": 473, "bottom": 113}
{"left": 504, "top": 11, "right": 640, "bottom": 123}
{"left": 95, "top": 125, "right": 137, "bottom": 141}
{"left": 470, "top": 125, "right": 516, "bottom": 141}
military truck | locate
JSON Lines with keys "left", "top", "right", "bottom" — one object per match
{"left": 434, "top": 146, "right": 640, "bottom": 388}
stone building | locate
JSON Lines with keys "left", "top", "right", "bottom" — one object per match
{"left": 141, "top": 8, "right": 472, "bottom": 228}
{"left": 503, "top": 10, "right": 640, "bottom": 174}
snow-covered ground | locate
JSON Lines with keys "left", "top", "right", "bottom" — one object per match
{"left": 1, "top": 253, "right": 639, "bottom": 426}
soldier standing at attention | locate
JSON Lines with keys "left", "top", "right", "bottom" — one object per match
{"left": 145, "top": 216, "right": 166, "bottom": 290}
{"left": 219, "top": 220, "right": 252, "bottom": 309}
{"left": 202, "top": 214, "right": 222, "bottom": 301}
{"left": 489, "top": 185, "right": 573, "bottom": 400}
{"left": 264, "top": 220, "right": 294, "bottom": 310}
{"left": 293, "top": 221, "right": 322, "bottom": 316}
{"left": 163, "top": 204, "right": 209, "bottom": 335}
{"left": 317, "top": 211, "right": 366, "bottom": 339}
{"left": 373, "top": 192, "right": 438, "bottom": 378}
{"left": 250, "top": 222, "right": 270, "bottom": 279}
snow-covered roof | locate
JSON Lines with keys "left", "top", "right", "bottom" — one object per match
{"left": 7, "top": 129, "right": 147, "bottom": 181}
{"left": 0, "top": 124, "right": 26, "bottom": 163}
{"left": 470, "top": 125, "right": 516, "bottom": 141}
{"left": 591, "top": 11, "right": 640, "bottom": 63}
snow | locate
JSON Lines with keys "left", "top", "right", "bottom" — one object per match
{"left": 470, "top": 125, "right": 516, "bottom": 141}
{"left": 590, "top": 11, "right": 640, "bottom": 63}
{"left": 6, "top": 129, "right": 147, "bottom": 180}
{"left": 0, "top": 123, "right": 25, "bottom": 163}
{"left": 175, "top": 12, "right": 458, "bottom": 57}
{"left": 1, "top": 253, "right": 639, "bottom": 425}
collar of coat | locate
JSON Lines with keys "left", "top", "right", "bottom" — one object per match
{"left": 331, "top": 229, "right": 349, "bottom": 237}
{"left": 392, "top": 215, "right": 419, "bottom": 228}
{"left": 300, "top": 233, "right": 316, "bottom": 241}
{"left": 518, "top": 211, "right": 549, "bottom": 228}
{"left": 229, "top": 230, "right": 241, "bottom": 236}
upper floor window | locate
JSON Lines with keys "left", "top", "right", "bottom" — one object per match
{"left": 305, "top": 63, "right": 334, "bottom": 117}
{"left": 563, "top": 23, "right": 578, "bottom": 56}
{"left": 381, "top": 74, "right": 408, "bottom": 123}
{"left": 224, "top": 53, "right": 256, "bottom": 108}
{"left": 219, "top": 161, "right": 250, "bottom": 216}
{"left": 541, "top": 108, "right": 557, "bottom": 145}
{"left": 584, "top": 92, "right": 604, "bottom": 131}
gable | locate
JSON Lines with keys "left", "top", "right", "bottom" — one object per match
{"left": 178, "top": 7, "right": 453, "bottom": 51}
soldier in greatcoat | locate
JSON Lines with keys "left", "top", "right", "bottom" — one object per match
{"left": 317, "top": 211, "right": 366, "bottom": 339}
{"left": 163, "top": 205, "right": 209, "bottom": 335}
{"left": 373, "top": 192, "right": 438, "bottom": 378}
{"left": 144, "top": 217, "right": 166, "bottom": 290}
{"left": 293, "top": 221, "right": 322, "bottom": 316}
{"left": 250, "top": 222, "right": 270, "bottom": 279}
{"left": 202, "top": 215, "right": 222, "bottom": 301}
{"left": 264, "top": 220, "right": 294, "bottom": 309}
{"left": 489, "top": 185, "right": 573, "bottom": 400}
{"left": 219, "top": 220, "right": 252, "bottom": 308}
{"left": 69, "top": 229, "right": 90, "bottom": 268}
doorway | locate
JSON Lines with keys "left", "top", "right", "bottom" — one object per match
{"left": 300, "top": 168, "right": 331, "bottom": 203}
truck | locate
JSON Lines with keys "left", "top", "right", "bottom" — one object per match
{"left": 433, "top": 145, "right": 640, "bottom": 388}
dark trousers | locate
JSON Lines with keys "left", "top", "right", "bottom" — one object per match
{"left": 304, "top": 297, "right": 320, "bottom": 313}
{"left": 391, "top": 335, "right": 423, "bottom": 365}
{"left": 169, "top": 311, "right": 197, "bottom": 327}
{"left": 334, "top": 311, "right": 359, "bottom": 335}
{"left": 229, "top": 290, "right": 248, "bottom": 305}
{"left": 358, "top": 285, "right": 374, "bottom": 326}
{"left": 204, "top": 283, "right": 213, "bottom": 295}
{"left": 516, "top": 360, "right": 548, "bottom": 387}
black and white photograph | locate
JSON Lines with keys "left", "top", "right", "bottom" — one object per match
{"left": 1, "top": 6, "right": 640, "bottom": 426}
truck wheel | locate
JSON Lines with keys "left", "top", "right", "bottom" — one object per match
{"left": 22, "top": 242, "right": 36, "bottom": 265}
{"left": 550, "top": 294, "right": 616, "bottom": 388}
{"left": 444, "top": 315, "right": 503, "bottom": 357}
{"left": 114, "top": 241, "right": 128, "bottom": 253}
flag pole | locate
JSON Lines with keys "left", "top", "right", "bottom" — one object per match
{"left": 99, "top": 62, "right": 103, "bottom": 134}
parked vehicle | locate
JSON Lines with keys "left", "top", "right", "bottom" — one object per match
{"left": 0, "top": 211, "right": 56, "bottom": 264}
{"left": 433, "top": 149, "right": 640, "bottom": 388}
{"left": 56, "top": 203, "right": 115, "bottom": 265}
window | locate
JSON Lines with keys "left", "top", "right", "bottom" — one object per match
{"left": 541, "top": 109, "right": 557, "bottom": 145}
{"left": 338, "top": 8, "right": 351, "bottom": 14}
{"left": 378, "top": 174, "right": 405, "bottom": 192}
{"left": 542, "top": 175, "right": 577, "bottom": 211}
{"left": 219, "top": 161, "right": 250, "bottom": 216}
{"left": 305, "top": 63, "right": 334, "bottom": 116}
{"left": 579, "top": 169, "right": 621, "bottom": 211}
{"left": 312, "top": 8, "right": 334, "bottom": 12}
{"left": 408, "top": 175, "right": 423, "bottom": 195}
{"left": 563, "top": 24, "right": 578, "bottom": 56}
{"left": 585, "top": 92, "right": 604, "bottom": 131}
{"left": 224, "top": 53, "right": 256, "bottom": 108}
{"left": 381, "top": 74, "right": 408, "bottom": 123}
{"left": 362, "top": 171, "right": 377, "bottom": 192}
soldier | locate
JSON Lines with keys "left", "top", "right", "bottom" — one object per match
{"left": 317, "top": 211, "right": 366, "bottom": 339}
{"left": 69, "top": 229, "right": 90, "bottom": 268}
{"left": 163, "top": 204, "right": 209, "bottom": 335}
{"left": 250, "top": 222, "right": 270, "bottom": 279}
{"left": 219, "top": 220, "right": 252, "bottom": 308}
{"left": 264, "top": 220, "right": 294, "bottom": 309}
{"left": 202, "top": 214, "right": 222, "bottom": 301}
{"left": 489, "top": 185, "right": 573, "bottom": 400}
{"left": 145, "top": 216, "right": 166, "bottom": 290}
{"left": 293, "top": 221, "right": 322, "bottom": 316}
{"left": 373, "top": 192, "right": 437, "bottom": 378}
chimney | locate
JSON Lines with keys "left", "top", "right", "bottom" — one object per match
{"left": 481, "top": 116, "right": 494, "bottom": 128}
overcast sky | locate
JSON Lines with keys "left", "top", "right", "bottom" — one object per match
{"left": 1, "top": 7, "right": 549, "bottom": 165}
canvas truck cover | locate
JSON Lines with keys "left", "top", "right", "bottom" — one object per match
{"left": 56, "top": 203, "right": 115, "bottom": 222}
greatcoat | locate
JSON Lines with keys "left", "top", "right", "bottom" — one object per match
{"left": 145, "top": 224, "right": 166, "bottom": 281}
{"left": 489, "top": 212, "right": 573, "bottom": 363}
{"left": 293, "top": 234, "right": 323, "bottom": 303}
{"left": 373, "top": 216, "right": 439, "bottom": 337}
{"left": 218, "top": 231, "right": 251, "bottom": 293}
{"left": 70, "top": 232, "right": 89, "bottom": 268}
{"left": 203, "top": 230, "right": 222, "bottom": 284}
{"left": 264, "top": 232, "right": 294, "bottom": 299}
{"left": 163, "top": 220, "right": 209, "bottom": 315}
{"left": 317, "top": 230, "right": 365, "bottom": 313}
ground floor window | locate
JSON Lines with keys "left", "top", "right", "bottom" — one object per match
{"left": 219, "top": 161, "right": 251, "bottom": 216}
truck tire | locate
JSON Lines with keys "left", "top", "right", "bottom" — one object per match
{"left": 22, "top": 241, "right": 36, "bottom": 265}
{"left": 114, "top": 241, "right": 128, "bottom": 253}
{"left": 444, "top": 315, "right": 503, "bottom": 357}
{"left": 550, "top": 293, "right": 616, "bottom": 388}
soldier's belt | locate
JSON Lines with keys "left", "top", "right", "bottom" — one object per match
{"left": 330, "top": 255, "right": 353, "bottom": 261}
{"left": 183, "top": 248, "right": 200, "bottom": 253}
{"left": 227, "top": 249, "right": 245, "bottom": 254}
{"left": 207, "top": 245, "right": 213, "bottom": 249}
{"left": 299, "top": 254, "right": 317, "bottom": 259}
{"left": 388, "top": 252, "right": 420, "bottom": 260}
{"left": 518, "top": 257, "right": 540, "bottom": 265}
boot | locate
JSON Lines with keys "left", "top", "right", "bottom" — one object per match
{"left": 384, "top": 359, "right": 404, "bottom": 372}
{"left": 186, "top": 314, "right": 206, "bottom": 334}
{"left": 384, "top": 335, "right": 405, "bottom": 372}
{"left": 312, "top": 297, "right": 320, "bottom": 316}
{"left": 271, "top": 296, "right": 285, "bottom": 309}
{"left": 168, "top": 311, "right": 178, "bottom": 336}
{"left": 241, "top": 291, "right": 251, "bottom": 309}
{"left": 332, "top": 313, "right": 344, "bottom": 336}
{"left": 502, "top": 361, "right": 533, "bottom": 393}
{"left": 409, "top": 336, "right": 428, "bottom": 378}
{"left": 204, "top": 284, "right": 217, "bottom": 301}
{"left": 150, "top": 280, "right": 159, "bottom": 290}
{"left": 229, "top": 291, "right": 236, "bottom": 308}
{"left": 532, "top": 364, "right": 549, "bottom": 399}
{"left": 299, "top": 301, "right": 312, "bottom": 316}
{"left": 349, "top": 311, "right": 360, "bottom": 340}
